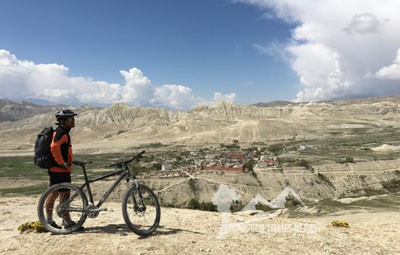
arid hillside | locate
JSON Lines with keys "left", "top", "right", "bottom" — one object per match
{"left": 1, "top": 95, "right": 400, "bottom": 155}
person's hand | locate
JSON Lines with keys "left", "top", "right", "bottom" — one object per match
{"left": 62, "top": 162, "right": 68, "bottom": 169}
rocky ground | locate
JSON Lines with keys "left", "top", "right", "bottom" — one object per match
{"left": 1, "top": 195, "right": 399, "bottom": 255}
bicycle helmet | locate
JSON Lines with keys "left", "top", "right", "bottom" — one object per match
{"left": 55, "top": 109, "right": 78, "bottom": 121}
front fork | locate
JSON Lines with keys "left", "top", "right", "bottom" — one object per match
{"left": 128, "top": 178, "right": 146, "bottom": 214}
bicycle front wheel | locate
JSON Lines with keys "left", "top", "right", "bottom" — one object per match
{"left": 37, "top": 183, "right": 88, "bottom": 234}
{"left": 122, "top": 184, "right": 161, "bottom": 236}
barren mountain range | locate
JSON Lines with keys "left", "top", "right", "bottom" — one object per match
{"left": 1, "top": 95, "right": 400, "bottom": 155}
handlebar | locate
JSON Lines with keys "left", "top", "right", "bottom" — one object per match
{"left": 108, "top": 150, "right": 145, "bottom": 168}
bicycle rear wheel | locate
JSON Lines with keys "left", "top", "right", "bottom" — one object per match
{"left": 122, "top": 184, "right": 161, "bottom": 236}
{"left": 37, "top": 183, "right": 88, "bottom": 234}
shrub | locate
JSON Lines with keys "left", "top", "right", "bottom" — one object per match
{"left": 188, "top": 178, "right": 198, "bottom": 192}
{"left": 381, "top": 179, "right": 400, "bottom": 192}
{"left": 295, "top": 159, "right": 310, "bottom": 168}
{"left": 187, "top": 198, "right": 217, "bottom": 211}
{"left": 199, "top": 202, "right": 217, "bottom": 211}
{"left": 339, "top": 157, "right": 354, "bottom": 164}
{"left": 152, "top": 163, "right": 162, "bottom": 170}
{"left": 188, "top": 198, "right": 200, "bottom": 209}
{"left": 245, "top": 160, "right": 255, "bottom": 171}
{"left": 317, "top": 173, "right": 335, "bottom": 189}
{"left": 269, "top": 144, "right": 284, "bottom": 155}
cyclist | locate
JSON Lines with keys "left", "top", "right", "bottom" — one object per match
{"left": 44, "top": 109, "right": 83, "bottom": 230}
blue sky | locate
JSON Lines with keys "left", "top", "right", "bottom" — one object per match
{"left": 1, "top": 0, "right": 400, "bottom": 109}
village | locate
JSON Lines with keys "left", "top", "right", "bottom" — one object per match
{"left": 145, "top": 141, "right": 316, "bottom": 174}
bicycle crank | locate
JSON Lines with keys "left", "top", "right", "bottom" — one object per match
{"left": 85, "top": 204, "right": 107, "bottom": 218}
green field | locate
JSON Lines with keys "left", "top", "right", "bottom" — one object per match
{"left": 0, "top": 153, "right": 135, "bottom": 196}
{"left": 0, "top": 156, "right": 45, "bottom": 179}
{"left": 0, "top": 155, "right": 110, "bottom": 178}
{"left": 0, "top": 184, "right": 48, "bottom": 196}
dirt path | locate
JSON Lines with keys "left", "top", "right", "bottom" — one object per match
{"left": 1, "top": 195, "right": 400, "bottom": 255}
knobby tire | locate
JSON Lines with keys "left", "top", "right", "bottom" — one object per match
{"left": 122, "top": 184, "right": 161, "bottom": 236}
{"left": 37, "top": 182, "right": 88, "bottom": 234}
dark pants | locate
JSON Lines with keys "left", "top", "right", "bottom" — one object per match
{"left": 48, "top": 171, "right": 71, "bottom": 186}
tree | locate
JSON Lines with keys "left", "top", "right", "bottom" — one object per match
{"left": 245, "top": 159, "right": 255, "bottom": 171}
{"left": 269, "top": 144, "right": 284, "bottom": 155}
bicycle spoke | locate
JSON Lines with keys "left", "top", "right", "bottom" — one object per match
{"left": 122, "top": 185, "right": 160, "bottom": 236}
{"left": 37, "top": 183, "right": 88, "bottom": 234}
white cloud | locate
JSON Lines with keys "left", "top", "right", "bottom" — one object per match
{"left": 375, "top": 49, "right": 400, "bottom": 80}
{"left": 344, "top": 13, "right": 382, "bottom": 34}
{"left": 151, "top": 84, "right": 199, "bottom": 110}
{"left": 236, "top": 0, "right": 400, "bottom": 101}
{"left": 120, "top": 68, "right": 154, "bottom": 106}
{"left": 0, "top": 49, "right": 235, "bottom": 109}
{"left": 288, "top": 43, "right": 351, "bottom": 101}
{"left": 212, "top": 92, "right": 236, "bottom": 103}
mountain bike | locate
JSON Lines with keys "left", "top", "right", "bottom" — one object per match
{"left": 37, "top": 151, "right": 161, "bottom": 236}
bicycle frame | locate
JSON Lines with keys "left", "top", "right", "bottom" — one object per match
{"left": 78, "top": 164, "right": 132, "bottom": 209}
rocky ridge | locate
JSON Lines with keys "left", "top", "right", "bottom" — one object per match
{"left": 0, "top": 95, "right": 400, "bottom": 155}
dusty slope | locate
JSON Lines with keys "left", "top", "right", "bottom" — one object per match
{"left": 1, "top": 195, "right": 399, "bottom": 255}
{"left": 1, "top": 95, "right": 400, "bottom": 155}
